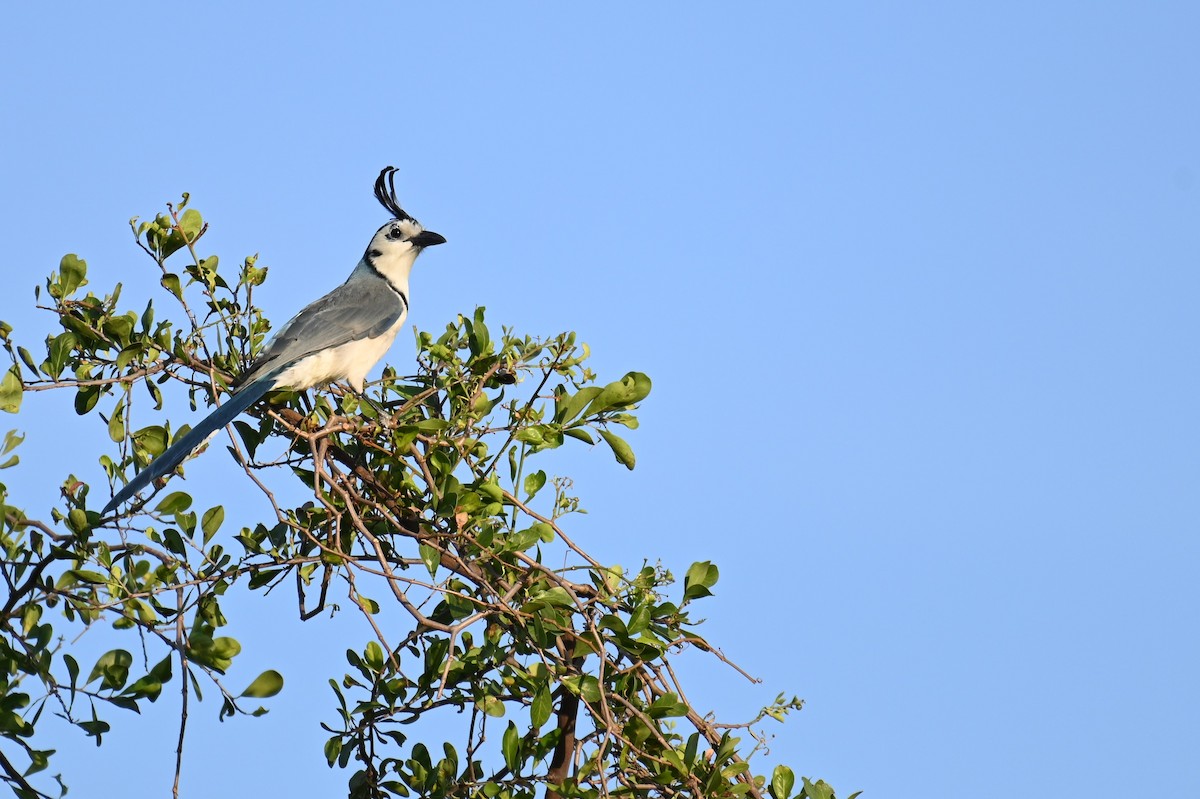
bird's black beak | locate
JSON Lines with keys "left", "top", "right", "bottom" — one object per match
{"left": 410, "top": 231, "right": 447, "bottom": 248}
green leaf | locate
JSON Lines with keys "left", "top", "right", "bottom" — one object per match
{"left": 24, "top": 749, "right": 52, "bottom": 777}
{"left": 149, "top": 654, "right": 173, "bottom": 682}
{"left": 467, "top": 307, "right": 492, "bottom": 356}
{"left": 419, "top": 543, "right": 439, "bottom": 578}
{"left": 364, "top": 641, "right": 384, "bottom": 671}
{"left": 161, "top": 273, "right": 183, "bottom": 301}
{"left": 324, "top": 737, "right": 342, "bottom": 767}
{"left": 58, "top": 254, "right": 88, "bottom": 298}
{"left": 563, "top": 427, "right": 594, "bottom": 444}
{"left": 140, "top": 300, "right": 155, "bottom": 333}
{"left": 102, "top": 315, "right": 135, "bottom": 345}
{"left": 43, "top": 331, "right": 76, "bottom": 379}
{"left": 648, "top": 692, "right": 688, "bottom": 719}
{"left": 598, "top": 614, "right": 627, "bottom": 636}
{"left": 585, "top": 371, "right": 652, "bottom": 416}
{"left": 123, "top": 674, "right": 163, "bottom": 702}
{"left": 247, "top": 568, "right": 278, "bottom": 588}
{"left": 21, "top": 603, "right": 41, "bottom": 636}
{"left": 87, "top": 649, "right": 133, "bottom": 690}
{"left": 661, "top": 747, "right": 686, "bottom": 773}
{"left": 0, "top": 429, "right": 21, "bottom": 469}
{"left": 158, "top": 230, "right": 187, "bottom": 260}
{"left": 201, "top": 505, "right": 224, "bottom": 544}
{"left": 1, "top": 430, "right": 22, "bottom": 456}
{"left": 501, "top": 721, "right": 519, "bottom": 773}
{"left": 133, "top": 424, "right": 168, "bottom": 456}
{"left": 107, "top": 398, "right": 125, "bottom": 442}
{"left": 556, "top": 386, "right": 602, "bottom": 424}
{"left": 67, "top": 569, "right": 107, "bottom": 585}
{"left": 241, "top": 670, "right": 284, "bottom": 698}
{"left": 144, "top": 377, "right": 164, "bottom": 410}
{"left": 64, "top": 654, "right": 80, "bottom": 694}
{"left": 74, "top": 384, "right": 101, "bottom": 415}
{"left": 155, "top": 492, "right": 192, "bottom": 515}
{"left": 530, "top": 683, "right": 552, "bottom": 728}
{"left": 477, "top": 694, "right": 505, "bottom": 718}
{"left": 561, "top": 675, "right": 601, "bottom": 703}
{"left": 478, "top": 478, "right": 504, "bottom": 503}
{"left": 192, "top": 636, "right": 242, "bottom": 672}
{"left": 411, "top": 742, "right": 432, "bottom": 771}
{"left": 115, "top": 345, "right": 138, "bottom": 372}
{"left": 525, "top": 587, "right": 574, "bottom": 611}
{"left": 179, "top": 209, "right": 203, "bottom": 242}
{"left": 684, "top": 732, "right": 699, "bottom": 768}
{"left": 801, "top": 778, "right": 834, "bottom": 799}
{"left": 78, "top": 717, "right": 110, "bottom": 742}
{"left": 523, "top": 469, "right": 546, "bottom": 500}
{"left": 196, "top": 256, "right": 224, "bottom": 292}
{"left": 0, "top": 366, "right": 21, "bottom": 414}
{"left": 17, "top": 346, "right": 37, "bottom": 376}
{"left": 598, "top": 429, "right": 635, "bottom": 470}
{"left": 441, "top": 742, "right": 459, "bottom": 779}
{"left": 626, "top": 604, "right": 650, "bottom": 635}
{"left": 515, "top": 426, "right": 544, "bottom": 446}
{"left": 683, "top": 561, "right": 720, "bottom": 602}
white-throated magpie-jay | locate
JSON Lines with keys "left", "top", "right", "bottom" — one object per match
{"left": 101, "top": 167, "right": 444, "bottom": 515}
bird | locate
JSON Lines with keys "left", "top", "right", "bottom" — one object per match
{"left": 101, "top": 166, "right": 445, "bottom": 515}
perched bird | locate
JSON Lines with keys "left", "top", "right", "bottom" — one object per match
{"left": 101, "top": 167, "right": 445, "bottom": 515}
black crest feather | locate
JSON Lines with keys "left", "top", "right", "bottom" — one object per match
{"left": 373, "top": 166, "right": 413, "bottom": 222}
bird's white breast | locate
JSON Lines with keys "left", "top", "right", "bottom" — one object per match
{"left": 272, "top": 314, "right": 407, "bottom": 392}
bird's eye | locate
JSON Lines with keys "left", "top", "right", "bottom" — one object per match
{"left": 387, "top": 227, "right": 404, "bottom": 240}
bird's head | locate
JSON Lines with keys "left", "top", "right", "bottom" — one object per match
{"left": 365, "top": 167, "right": 446, "bottom": 263}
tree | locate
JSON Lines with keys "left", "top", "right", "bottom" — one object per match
{"left": 0, "top": 194, "right": 851, "bottom": 799}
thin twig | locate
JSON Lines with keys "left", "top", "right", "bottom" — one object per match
{"left": 173, "top": 587, "right": 189, "bottom": 799}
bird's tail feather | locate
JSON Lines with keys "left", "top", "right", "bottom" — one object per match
{"left": 101, "top": 376, "right": 277, "bottom": 515}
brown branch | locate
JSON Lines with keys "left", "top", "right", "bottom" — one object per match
{"left": 21, "top": 359, "right": 173, "bottom": 391}
{"left": 173, "top": 587, "right": 189, "bottom": 799}
{"left": 546, "top": 636, "right": 584, "bottom": 799}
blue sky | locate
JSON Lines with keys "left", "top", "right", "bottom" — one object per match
{"left": 2, "top": 3, "right": 1199, "bottom": 797}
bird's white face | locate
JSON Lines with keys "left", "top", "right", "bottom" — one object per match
{"left": 362, "top": 218, "right": 446, "bottom": 288}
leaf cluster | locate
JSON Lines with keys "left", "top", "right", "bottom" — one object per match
{"left": 0, "top": 197, "right": 852, "bottom": 799}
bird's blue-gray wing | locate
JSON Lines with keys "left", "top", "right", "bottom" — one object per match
{"left": 239, "top": 272, "right": 404, "bottom": 385}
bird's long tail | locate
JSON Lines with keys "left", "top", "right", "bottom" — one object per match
{"left": 101, "top": 376, "right": 278, "bottom": 515}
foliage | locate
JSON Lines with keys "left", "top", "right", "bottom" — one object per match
{"left": 0, "top": 196, "right": 851, "bottom": 799}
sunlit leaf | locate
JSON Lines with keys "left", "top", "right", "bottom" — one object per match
{"left": 155, "top": 492, "right": 192, "bottom": 515}
{"left": 684, "top": 560, "right": 720, "bottom": 601}
{"left": 523, "top": 469, "right": 546, "bottom": 500}
{"left": 58, "top": 254, "right": 88, "bottom": 298}
{"left": 599, "top": 429, "right": 635, "bottom": 470}
{"left": 0, "top": 366, "right": 22, "bottom": 414}
{"left": 201, "top": 505, "right": 224, "bottom": 544}
{"left": 241, "top": 670, "right": 284, "bottom": 699}
{"left": 531, "top": 683, "right": 552, "bottom": 728}
{"left": 501, "top": 721, "right": 519, "bottom": 773}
